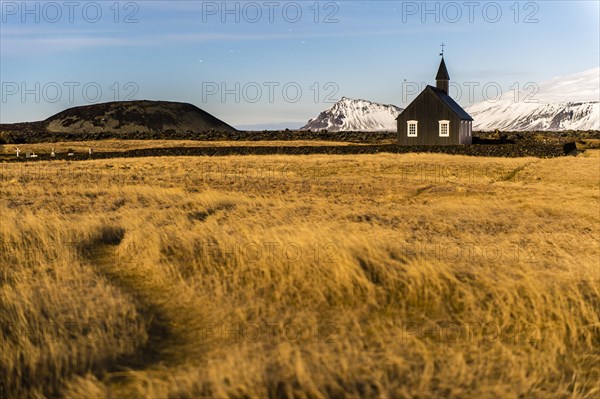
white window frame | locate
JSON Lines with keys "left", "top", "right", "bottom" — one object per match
{"left": 407, "top": 120, "right": 418, "bottom": 137}
{"left": 439, "top": 120, "right": 450, "bottom": 137}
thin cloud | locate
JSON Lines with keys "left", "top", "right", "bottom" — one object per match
{"left": 2, "top": 26, "right": 452, "bottom": 55}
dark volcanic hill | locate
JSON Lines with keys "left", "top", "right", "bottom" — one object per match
{"left": 43, "top": 100, "right": 236, "bottom": 134}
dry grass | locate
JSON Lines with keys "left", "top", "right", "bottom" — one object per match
{"left": 0, "top": 139, "right": 372, "bottom": 155}
{"left": 0, "top": 150, "right": 599, "bottom": 398}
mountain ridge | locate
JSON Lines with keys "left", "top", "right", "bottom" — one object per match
{"left": 43, "top": 100, "right": 237, "bottom": 134}
{"left": 465, "top": 68, "right": 599, "bottom": 131}
{"left": 301, "top": 97, "right": 403, "bottom": 132}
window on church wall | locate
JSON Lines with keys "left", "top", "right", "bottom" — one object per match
{"left": 439, "top": 120, "right": 450, "bottom": 137}
{"left": 407, "top": 121, "right": 418, "bottom": 137}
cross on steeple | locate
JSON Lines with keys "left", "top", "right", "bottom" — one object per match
{"left": 439, "top": 43, "right": 445, "bottom": 57}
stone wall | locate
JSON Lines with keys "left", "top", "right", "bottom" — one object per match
{"left": 0, "top": 143, "right": 571, "bottom": 163}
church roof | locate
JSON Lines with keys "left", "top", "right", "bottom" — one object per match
{"left": 435, "top": 57, "right": 450, "bottom": 80}
{"left": 429, "top": 86, "right": 473, "bottom": 120}
{"left": 396, "top": 85, "right": 473, "bottom": 121}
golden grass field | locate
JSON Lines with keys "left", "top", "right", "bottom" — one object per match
{"left": 0, "top": 140, "right": 380, "bottom": 156}
{"left": 0, "top": 149, "right": 599, "bottom": 398}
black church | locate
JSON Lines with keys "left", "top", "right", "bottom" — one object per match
{"left": 397, "top": 56, "right": 473, "bottom": 145}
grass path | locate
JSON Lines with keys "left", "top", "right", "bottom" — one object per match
{"left": 73, "top": 226, "right": 213, "bottom": 398}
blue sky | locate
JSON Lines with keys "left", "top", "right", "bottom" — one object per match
{"left": 1, "top": 0, "right": 599, "bottom": 129}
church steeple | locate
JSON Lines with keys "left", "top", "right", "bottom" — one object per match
{"left": 436, "top": 44, "right": 450, "bottom": 94}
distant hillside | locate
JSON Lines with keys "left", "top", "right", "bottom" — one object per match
{"left": 301, "top": 97, "right": 403, "bottom": 132}
{"left": 466, "top": 68, "right": 600, "bottom": 131}
{"left": 44, "top": 100, "right": 236, "bottom": 134}
{"left": 0, "top": 100, "right": 236, "bottom": 143}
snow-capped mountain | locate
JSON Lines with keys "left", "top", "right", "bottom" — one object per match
{"left": 301, "top": 97, "right": 403, "bottom": 132}
{"left": 466, "top": 68, "right": 599, "bottom": 131}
